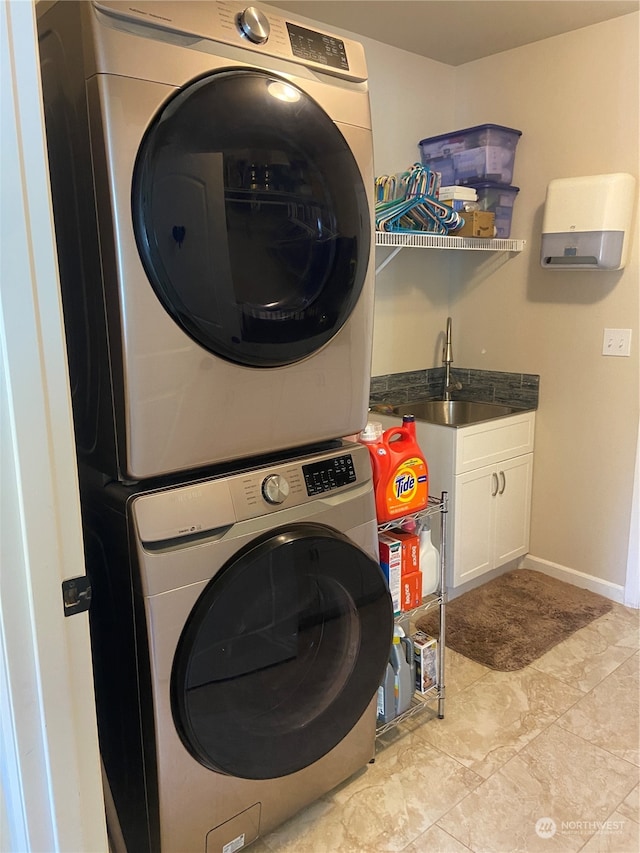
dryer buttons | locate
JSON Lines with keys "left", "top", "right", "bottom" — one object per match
{"left": 237, "top": 6, "right": 270, "bottom": 44}
{"left": 262, "top": 474, "right": 290, "bottom": 505}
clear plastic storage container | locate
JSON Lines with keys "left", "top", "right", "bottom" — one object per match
{"left": 470, "top": 182, "right": 520, "bottom": 238}
{"left": 419, "top": 124, "right": 522, "bottom": 186}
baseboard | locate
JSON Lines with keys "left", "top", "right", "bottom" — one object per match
{"left": 446, "top": 561, "right": 520, "bottom": 601}
{"left": 520, "top": 555, "right": 626, "bottom": 604}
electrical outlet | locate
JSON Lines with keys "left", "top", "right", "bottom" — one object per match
{"left": 602, "top": 328, "right": 632, "bottom": 357}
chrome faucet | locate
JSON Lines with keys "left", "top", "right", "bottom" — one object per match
{"left": 442, "top": 316, "right": 462, "bottom": 401}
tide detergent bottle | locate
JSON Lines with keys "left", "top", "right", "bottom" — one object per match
{"left": 360, "top": 415, "right": 429, "bottom": 523}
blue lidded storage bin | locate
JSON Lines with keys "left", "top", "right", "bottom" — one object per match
{"left": 470, "top": 182, "right": 520, "bottom": 238}
{"left": 419, "top": 123, "right": 522, "bottom": 186}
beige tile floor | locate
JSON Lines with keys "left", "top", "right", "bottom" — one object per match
{"left": 257, "top": 602, "right": 639, "bottom": 853}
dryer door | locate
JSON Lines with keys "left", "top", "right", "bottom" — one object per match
{"left": 171, "top": 523, "right": 392, "bottom": 779}
{"left": 132, "top": 70, "right": 371, "bottom": 368}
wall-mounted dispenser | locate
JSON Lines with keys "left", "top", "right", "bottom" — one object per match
{"left": 540, "top": 172, "right": 636, "bottom": 270}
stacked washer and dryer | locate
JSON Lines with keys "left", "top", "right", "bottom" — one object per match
{"left": 37, "top": 2, "right": 393, "bottom": 851}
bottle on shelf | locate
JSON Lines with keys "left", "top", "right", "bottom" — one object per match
{"left": 390, "top": 626, "right": 415, "bottom": 716}
{"left": 358, "top": 415, "right": 429, "bottom": 524}
{"left": 377, "top": 662, "right": 396, "bottom": 724}
{"left": 418, "top": 517, "right": 440, "bottom": 596}
{"left": 375, "top": 496, "right": 448, "bottom": 733}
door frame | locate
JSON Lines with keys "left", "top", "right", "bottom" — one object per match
{"left": 1, "top": 2, "right": 107, "bottom": 849}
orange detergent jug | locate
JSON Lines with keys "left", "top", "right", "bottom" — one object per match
{"left": 360, "top": 415, "right": 429, "bottom": 523}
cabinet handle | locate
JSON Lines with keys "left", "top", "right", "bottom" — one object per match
{"left": 491, "top": 472, "right": 499, "bottom": 496}
{"left": 499, "top": 470, "right": 506, "bottom": 495}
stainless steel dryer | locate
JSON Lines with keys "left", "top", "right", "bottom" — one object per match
{"left": 37, "top": 1, "right": 375, "bottom": 481}
{"left": 82, "top": 441, "right": 393, "bottom": 852}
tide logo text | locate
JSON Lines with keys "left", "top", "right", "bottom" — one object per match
{"left": 394, "top": 470, "right": 417, "bottom": 501}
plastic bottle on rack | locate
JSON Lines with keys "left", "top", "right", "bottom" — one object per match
{"left": 376, "top": 662, "right": 396, "bottom": 724}
{"left": 358, "top": 420, "right": 384, "bottom": 447}
{"left": 359, "top": 415, "right": 428, "bottom": 524}
{"left": 419, "top": 517, "right": 440, "bottom": 596}
{"left": 390, "top": 627, "right": 415, "bottom": 716}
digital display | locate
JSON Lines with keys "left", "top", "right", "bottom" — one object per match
{"left": 286, "top": 23, "right": 349, "bottom": 71}
{"left": 303, "top": 454, "right": 356, "bottom": 496}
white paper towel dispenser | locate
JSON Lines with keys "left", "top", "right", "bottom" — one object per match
{"left": 540, "top": 173, "right": 636, "bottom": 270}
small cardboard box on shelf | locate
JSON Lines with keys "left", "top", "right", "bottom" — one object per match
{"left": 452, "top": 210, "right": 495, "bottom": 238}
{"left": 413, "top": 630, "right": 438, "bottom": 694}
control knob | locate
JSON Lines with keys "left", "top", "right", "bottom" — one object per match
{"left": 237, "top": 6, "right": 270, "bottom": 44}
{"left": 262, "top": 474, "right": 290, "bottom": 505}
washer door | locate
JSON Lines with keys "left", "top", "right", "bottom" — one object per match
{"left": 171, "top": 523, "right": 392, "bottom": 779}
{"left": 132, "top": 70, "right": 371, "bottom": 367}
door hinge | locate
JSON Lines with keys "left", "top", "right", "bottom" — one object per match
{"left": 62, "top": 576, "right": 92, "bottom": 616}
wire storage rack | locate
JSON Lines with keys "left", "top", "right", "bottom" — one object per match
{"left": 376, "top": 492, "right": 448, "bottom": 738}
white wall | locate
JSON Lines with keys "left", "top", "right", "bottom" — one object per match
{"left": 363, "top": 38, "right": 457, "bottom": 375}
{"left": 293, "top": 10, "right": 639, "bottom": 596}
{"left": 451, "top": 14, "right": 639, "bottom": 593}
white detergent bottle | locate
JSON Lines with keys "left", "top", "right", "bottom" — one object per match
{"left": 419, "top": 518, "right": 440, "bottom": 596}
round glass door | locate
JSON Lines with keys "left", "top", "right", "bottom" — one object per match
{"left": 132, "top": 70, "right": 371, "bottom": 367}
{"left": 171, "top": 524, "right": 392, "bottom": 779}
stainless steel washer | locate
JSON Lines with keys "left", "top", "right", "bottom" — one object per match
{"left": 37, "top": 1, "right": 375, "bottom": 481}
{"left": 83, "top": 441, "right": 393, "bottom": 852}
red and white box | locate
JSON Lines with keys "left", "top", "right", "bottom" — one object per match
{"left": 401, "top": 572, "right": 422, "bottom": 611}
{"left": 386, "top": 529, "right": 420, "bottom": 577}
{"left": 378, "top": 534, "right": 402, "bottom": 614}
{"left": 378, "top": 533, "right": 402, "bottom": 569}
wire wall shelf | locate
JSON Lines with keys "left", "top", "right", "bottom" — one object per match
{"left": 375, "top": 231, "right": 526, "bottom": 274}
{"left": 375, "top": 231, "right": 525, "bottom": 252}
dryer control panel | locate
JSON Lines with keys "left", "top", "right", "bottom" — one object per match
{"left": 93, "top": 1, "right": 368, "bottom": 82}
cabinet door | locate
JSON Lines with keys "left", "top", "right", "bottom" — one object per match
{"left": 453, "top": 464, "right": 495, "bottom": 586}
{"left": 493, "top": 453, "right": 533, "bottom": 566}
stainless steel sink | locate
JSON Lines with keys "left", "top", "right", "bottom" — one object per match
{"left": 374, "top": 400, "right": 522, "bottom": 427}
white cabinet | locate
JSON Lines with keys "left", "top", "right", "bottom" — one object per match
{"left": 455, "top": 452, "right": 533, "bottom": 584}
{"left": 377, "top": 410, "right": 535, "bottom": 588}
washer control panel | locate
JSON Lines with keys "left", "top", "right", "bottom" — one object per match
{"left": 302, "top": 454, "right": 356, "bottom": 496}
{"left": 229, "top": 445, "right": 368, "bottom": 521}
{"left": 132, "top": 444, "right": 371, "bottom": 542}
